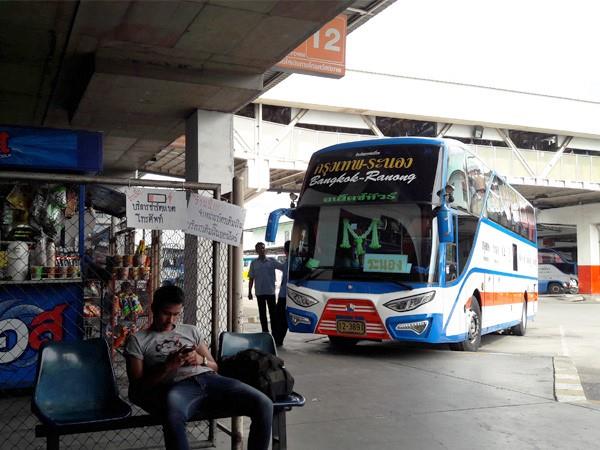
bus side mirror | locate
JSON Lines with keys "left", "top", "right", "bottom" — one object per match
{"left": 265, "top": 208, "right": 294, "bottom": 242}
{"left": 437, "top": 207, "right": 454, "bottom": 244}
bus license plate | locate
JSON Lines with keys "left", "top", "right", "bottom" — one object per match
{"left": 336, "top": 320, "right": 365, "bottom": 335}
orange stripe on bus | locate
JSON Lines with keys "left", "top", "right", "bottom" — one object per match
{"left": 479, "top": 291, "right": 538, "bottom": 307}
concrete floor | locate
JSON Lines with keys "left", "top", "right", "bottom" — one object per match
{"left": 15, "top": 294, "right": 600, "bottom": 450}
{"left": 216, "top": 295, "right": 600, "bottom": 450}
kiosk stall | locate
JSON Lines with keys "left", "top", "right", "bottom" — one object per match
{"left": 0, "top": 125, "right": 102, "bottom": 389}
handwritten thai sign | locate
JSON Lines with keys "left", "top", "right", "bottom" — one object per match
{"left": 126, "top": 188, "right": 186, "bottom": 230}
{"left": 185, "top": 194, "right": 246, "bottom": 247}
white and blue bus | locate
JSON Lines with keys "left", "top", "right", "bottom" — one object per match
{"left": 538, "top": 248, "right": 578, "bottom": 294}
{"left": 267, "top": 137, "right": 538, "bottom": 351}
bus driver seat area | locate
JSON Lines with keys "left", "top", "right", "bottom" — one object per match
{"left": 470, "top": 176, "right": 487, "bottom": 216}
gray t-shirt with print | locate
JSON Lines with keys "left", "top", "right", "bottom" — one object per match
{"left": 124, "top": 323, "right": 212, "bottom": 383}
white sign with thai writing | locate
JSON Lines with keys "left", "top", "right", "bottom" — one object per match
{"left": 126, "top": 188, "right": 186, "bottom": 230}
{"left": 185, "top": 194, "right": 246, "bottom": 247}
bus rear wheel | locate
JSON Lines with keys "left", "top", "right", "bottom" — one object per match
{"left": 548, "top": 282, "right": 563, "bottom": 295}
{"left": 511, "top": 300, "right": 527, "bottom": 336}
{"left": 450, "top": 297, "right": 481, "bottom": 352}
{"left": 328, "top": 336, "right": 359, "bottom": 348}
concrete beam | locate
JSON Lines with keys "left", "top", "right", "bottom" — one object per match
{"left": 95, "top": 47, "right": 264, "bottom": 91}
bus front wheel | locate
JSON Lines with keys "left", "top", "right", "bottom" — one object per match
{"left": 450, "top": 297, "right": 481, "bottom": 352}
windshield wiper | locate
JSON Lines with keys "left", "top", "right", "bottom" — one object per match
{"left": 359, "top": 274, "right": 414, "bottom": 290}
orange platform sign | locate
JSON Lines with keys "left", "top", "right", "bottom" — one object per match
{"left": 275, "top": 15, "right": 347, "bottom": 79}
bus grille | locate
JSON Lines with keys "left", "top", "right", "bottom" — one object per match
{"left": 316, "top": 298, "right": 389, "bottom": 339}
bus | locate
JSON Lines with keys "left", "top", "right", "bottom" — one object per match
{"left": 266, "top": 137, "right": 537, "bottom": 351}
{"left": 538, "top": 248, "right": 578, "bottom": 294}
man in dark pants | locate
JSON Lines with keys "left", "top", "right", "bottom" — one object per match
{"left": 273, "top": 241, "right": 290, "bottom": 346}
{"left": 248, "top": 242, "right": 284, "bottom": 334}
{"left": 124, "top": 285, "right": 273, "bottom": 450}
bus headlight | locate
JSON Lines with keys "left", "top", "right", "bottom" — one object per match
{"left": 288, "top": 288, "right": 318, "bottom": 308}
{"left": 569, "top": 278, "right": 578, "bottom": 288}
{"left": 384, "top": 291, "right": 435, "bottom": 313}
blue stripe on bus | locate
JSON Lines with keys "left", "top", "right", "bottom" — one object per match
{"left": 442, "top": 267, "right": 537, "bottom": 335}
{"left": 480, "top": 217, "right": 537, "bottom": 248}
{"left": 441, "top": 211, "right": 537, "bottom": 333}
{"left": 313, "top": 137, "right": 445, "bottom": 156}
{"left": 286, "top": 307, "right": 318, "bottom": 333}
{"left": 291, "top": 279, "right": 431, "bottom": 295}
{"left": 482, "top": 320, "right": 521, "bottom": 335}
{"left": 385, "top": 313, "right": 466, "bottom": 343}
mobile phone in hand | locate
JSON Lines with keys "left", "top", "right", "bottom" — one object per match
{"left": 179, "top": 345, "right": 195, "bottom": 354}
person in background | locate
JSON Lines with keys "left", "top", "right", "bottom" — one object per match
{"left": 124, "top": 285, "right": 273, "bottom": 450}
{"left": 273, "top": 241, "right": 290, "bottom": 347}
{"left": 248, "top": 242, "right": 284, "bottom": 334}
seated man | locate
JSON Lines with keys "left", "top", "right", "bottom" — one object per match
{"left": 124, "top": 285, "right": 273, "bottom": 450}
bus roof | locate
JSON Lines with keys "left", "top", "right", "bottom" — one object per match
{"left": 313, "top": 137, "right": 448, "bottom": 156}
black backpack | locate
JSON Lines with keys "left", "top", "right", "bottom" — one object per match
{"left": 219, "top": 349, "right": 294, "bottom": 401}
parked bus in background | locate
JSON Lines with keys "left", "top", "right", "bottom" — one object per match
{"left": 538, "top": 248, "right": 578, "bottom": 294}
{"left": 266, "top": 137, "right": 537, "bottom": 351}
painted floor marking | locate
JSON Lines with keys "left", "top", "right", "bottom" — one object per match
{"left": 554, "top": 355, "right": 587, "bottom": 402}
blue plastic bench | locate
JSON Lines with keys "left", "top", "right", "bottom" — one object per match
{"left": 218, "top": 332, "right": 306, "bottom": 450}
{"left": 32, "top": 335, "right": 304, "bottom": 450}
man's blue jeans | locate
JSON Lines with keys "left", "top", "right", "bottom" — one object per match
{"left": 131, "top": 372, "right": 273, "bottom": 450}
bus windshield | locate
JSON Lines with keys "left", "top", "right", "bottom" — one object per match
{"left": 289, "top": 203, "right": 436, "bottom": 284}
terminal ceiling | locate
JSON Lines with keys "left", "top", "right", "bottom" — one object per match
{"left": 4, "top": 0, "right": 596, "bottom": 211}
{"left": 0, "top": 0, "right": 390, "bottom": 175}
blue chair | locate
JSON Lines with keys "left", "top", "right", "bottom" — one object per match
{"left": 32, "top": 338, "right": 131, "bottom": 448}
{"left": 219, "top": 331, "right": 278, "bottom": 359}
{"left": 218, "top": 332, "right": 305, "bottom": 450}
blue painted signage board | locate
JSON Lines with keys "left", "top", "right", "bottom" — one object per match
{"left": 0, "top": 283, "right": 83, "bottom": 389}
{"left": 0, "top": 125, "right": 102, "bottom": 173}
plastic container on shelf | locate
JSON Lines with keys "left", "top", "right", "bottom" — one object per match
{"left": 123, "top": 255, "right": 133, "bottom": 267}
{"left": 7, "top": 241, "right": 29, "bottom": 281}
{"left": 46, "top": 241, "right": 56, "bottom": 268}
{"left": 30, "top": 237, "right": 47, "bottom": 266}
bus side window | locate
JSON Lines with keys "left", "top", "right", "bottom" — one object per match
{"left": 447, "top": 146, "right": 469, "bottom": 211}
{"left": 526, "top": 205, "right": 535, "bottom": 242}
{"left": 445, "top": 243, "right": 458, "bottom": 282}
{"left": 457, "top": 216, "right": 478, "bottom": 276}
{"left": 466, "top": 155, "right": 491, "bottom": 216}
{"left": 485, "top": 180, "right": 502, "bottom": 224}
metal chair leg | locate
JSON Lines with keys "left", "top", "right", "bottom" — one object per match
{"left": 47, "top": 433, "right": 59, "bottom": 450}
{"left": 272, "top": 410, "right": 287, "bottom": 450}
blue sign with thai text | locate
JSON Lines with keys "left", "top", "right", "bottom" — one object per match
{"left": 0, "top": 283, "right": 83, "bottom": 389}
{"left": 0, "top": 125, "right": 102, "bottom": 173}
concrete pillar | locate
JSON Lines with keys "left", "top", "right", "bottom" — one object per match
{"left": 184, "top": 110, "right": 234, "bottom": 325}
{"left": 576, "top": 223, "right": 600, "bottom": 294}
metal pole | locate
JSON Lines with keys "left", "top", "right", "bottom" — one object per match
{"left": 231, "top": 177, "right": 244, "bottom": 333}
{"left": 227, "top": 245, "right": 233, "bottom": 331}
{"left": 211, "top": 186, "right": 221, "bottom": 356}
{"left": 230, "top": 176, "right": 244, "bottom": 450}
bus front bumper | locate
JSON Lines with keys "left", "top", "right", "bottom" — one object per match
{"left": 287, "top": 307, "right": 467, "bottom": 344}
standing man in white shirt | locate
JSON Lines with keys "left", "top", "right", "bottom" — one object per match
{"left": 248, "top": 242, "right": 284, "bottom": 334}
